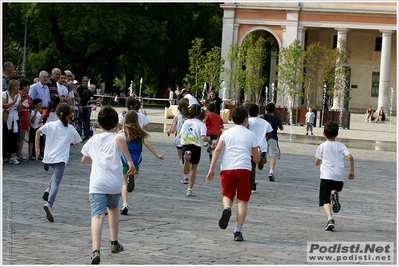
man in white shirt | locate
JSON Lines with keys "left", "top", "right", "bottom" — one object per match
{"left": 180, "top": 88, "right": 199, "bottom": 107}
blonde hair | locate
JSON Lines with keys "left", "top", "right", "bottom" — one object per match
{"left": 123, "top": 110, "right": 149, "bottom": 144}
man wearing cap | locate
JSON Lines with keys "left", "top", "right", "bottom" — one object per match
{"left": 180, "top": 88, "right": 200, "bottom": 107}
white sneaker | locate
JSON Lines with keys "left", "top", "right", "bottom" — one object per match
{"left": 9, "top": 157, "right": 20, "bottom": 165}
{"left": 186, "top": 189, "right": 194, "bottom": 197}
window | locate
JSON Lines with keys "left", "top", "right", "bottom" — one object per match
{"left": 371, "top": 72, "right": 379, "bottom": 97}
{"left": 375, "top": 37, "right": 382, "bottom": 51}
{"left": 332, "top": 35, "right": 337, "bottom": 49}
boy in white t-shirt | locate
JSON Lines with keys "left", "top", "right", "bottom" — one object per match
{"left": 81, "top": 106, "right": 135, "bottom": 264}
{"left": 206, "top": 107, "right": 260, "bottom": 242}
{"left": 29, "top": 98, "right": 47, "bottom": 160}
{"left": 248, "top": 104, "right": 273, "bottom": 193}
{"left": 315, "top": 121, "right": 355, "bottom": 231}
{"left": 305, "top": 106, "right": 315, "bottom": 136}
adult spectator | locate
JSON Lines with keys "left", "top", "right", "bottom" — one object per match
{"left": 76, "top": 76, "right": 91, "bottom": 129}
{"left": 179, "top": 88, "right": 200, "bottom": 107}
{"left": 57, "top": 71, "right": 69, "bottom": 104}
{"left": 374, "top": 106, "right": 386, "bottom": 123}
{"left": 175, "top": 85, "right": 181, "bottom": 99}
{"left": 2, "top": 61, "right": 14, "bottom": 91}
{"left": 201, "top": 90, "right": 223, "bottom": 115}
{"left": 29, "top": 70, "right": 50, "bottom": 109}
{"left": 47, "top": 68, "right": 61, "bottom": 98}
{"left": 88, "top": 84, "right": 103, "bottom": 121}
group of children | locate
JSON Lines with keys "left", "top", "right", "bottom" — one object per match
{"left": 32, "top": 93, "right": 355, "bottom": 263}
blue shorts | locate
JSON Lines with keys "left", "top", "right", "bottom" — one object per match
{"left": 89, "top": 193, "right": 120, "bottom": 217}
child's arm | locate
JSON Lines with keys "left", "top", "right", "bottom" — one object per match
{"left": 347, "top": 154, "right": 355, "bottom": 179}
{"left": 144, "top": 139, "right": 164, "bottom": 160}
{"left": 315, "top": 158, "right": 321, "bottom": 166}
{"left": 203, "top": 115, "right": 208, "bottom": 123}
{"left": 34, "top": 128, "right": 42, "bottom": 160}
{"left": 167, "top": 116, "right": 178, "bottom": 136}
{"left": 252, "top": 146, "right": 260, "bottom": 164}
{"left": 31, "top": 111, "right": 38, "bottom": 124}
{"left": 206, "top": 140, "right": 225, "bottom": 184}
{"left": 266, "top": 132, "right": 272, "bottom": 141}
{"left": 201, "top": 134, "right": 210, "bottom": 143}
{"left": 81, "top": 155, "right": 91, "bottom": 164}
{"left": 116, "top": 135, "right": 136, "bottom": 175}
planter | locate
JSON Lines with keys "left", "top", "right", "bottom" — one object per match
{"left": 320, "top": 110, "right": 351, "bottom": 129}
{"left": 275, "top": 107, "right": 297, "bottom": 125}
{"left": 226, "top": 104, "right": 238, "bottom": 120}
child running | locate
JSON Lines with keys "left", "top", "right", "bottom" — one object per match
{"left": 206, "top": 107, "right": 260, "bottom": 241}
{"left": 119, "top": 96, "right": 149, "bottom": 130}
{"left": 35, "top": 103, "right": 82, "bottom": 222}
{"left": 167, "top": 98, "right": 190, "bottom": 183}
{"left": 315, "top": 121, "right": 355, "bottom": 231}
{"left": 179, "top": 104, "right": 209, "bottom": 197}
{"left": 120, "top": 110, "right": 164, "bottom": 215}
{"left": 81, "top": 106, "right": 135, "bottom": 264}
{"left": 203, "top": 102, "right": 224, "bottom": 163}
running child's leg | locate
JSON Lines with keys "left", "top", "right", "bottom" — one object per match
{"left": 121, "top": 173, "right": 128, "bottom": 204}
{"left": 91, "top": 214, "right": 105, "bottom": 252}
{"left": 188, "top": 164, "right": 198, "bottom": 189}
{"left": 47, "top": 162, "right": 66, "bottom": 206}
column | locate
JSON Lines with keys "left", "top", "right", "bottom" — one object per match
{"left": 377, "top": 30, "right": 393, "bottom": 110}
{"left": 298, "top": 26, "right": 307, "bottom": 49}
{"left": 331, "top": 28, "right": 348, "bottom": 110}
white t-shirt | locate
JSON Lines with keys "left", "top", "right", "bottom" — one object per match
{"left": 315, "top": 141, "right": 350, "bottom": 181}
{"left": 184, "top": 94, "right": 200, "bottom": 107}
{"left": 118, "top": 111, "right": 149, "bottom": 130}
{"left": 30, "top": 110, "right": 43, "bottom": 129}
{"left": 180, "top": 118, "right": 207, "bottom": 147}
{"left": 57, "top": 83, "right": 68, "bottom": 97}
{"left": 81, "top": 132, "right": 125, "bottom": 194}
{"left": 174, "top": 111, "right": 187, "bottom": 147}
{"left": 219, "top": 125, "right": 258, "bottom": 171}
{"left": 40, "top": 120, "right": 82, "bottom": 165}
{"left": 2, "top": 91, "right": 21, "bottom": 132}
{"left": 305, "top": 111, "right": 315, "bottom": 123}
{"left": 47, "top": 111, "right": 58, "bottom": 123}
{"left": 248, "top": 117, "right": 273, "bottom": 153}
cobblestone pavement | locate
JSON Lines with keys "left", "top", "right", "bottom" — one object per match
{"left": 2, "top": 106, "right": 397, "bottom": 265}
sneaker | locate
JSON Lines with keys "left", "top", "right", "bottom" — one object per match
{"left": 181, "top": 177, "right": 189, "bottom": 184}
{"left": 120, "top": 204, "right": 129, "bottom": 215}
{"left": 251, "top": 183, "right": 257, "bottom": 193}
{"left": 234, "top": 231, "right": 244, "bottom": 241}
{"left": 311, "top": 133, "right": 314, "bottom": 136}
{"left": 325, "top": 219, "right": 335, "bottom": 231}
{"left": 18, "top": 154, "right": 29, "bottom": 162}
{"left": 43, "top": 203, "right": 54, "bottom": 222}
{"left": 111, "top": 242, "right": 124, "bottom": 253}
{"left": 207, "top": 146, "right": 213, "bottom": 154}
{"left": 184, "top": 150, "right": 191, "bottom": 163}
{"left": 43, "top": 187, "right": 50, "bottom": 201}
{"left": 91, "top": 250, "right": 100, "bottom": 265}
{"left": 38, "top": 155, "right": 43, "bottom": 160}
{"left": 29, "top": 155, "right": 36, "bottom": 160}
{"left": 8, "top": 157, "right": 20, "bottom": 165}
{"left": 127, "top": 175, "right": 135, "bottom": 192}
{"left": 218, "top": 208, "right": 231, "bottom": 229}
{"left": 44, "top": 163, "right": 49, "bottom": 171}
{"left": 306, "top": 132, "right": 309, "bottom": 135}
{"left": 268, "top": 173, "right": 275, "bottom": 182}
{"left": 209, "top": 154, "right": 212, "bottom": 163}
{"left": 186, "top": 189, "right": 194, "bottom": 197}
{"left": 211, "top": 142, "right": 216, "bottom": 149}
{"left": 331, "top": 192, "right": 341, "bottom": 213}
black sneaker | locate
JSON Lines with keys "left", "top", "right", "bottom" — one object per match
{"left": 120, "top": 204, "right": 128, "bottom": 215}
{"left": 127, "top": 175, "right": 135, "bottom": 192}
{"left": 268, "top": 173, "right": 275, "bottom": 182}
{"left": 43, "top": 203, "right": 54, "bottom": 222}
{"left": 218, "top": 208, "right": 231, "bottom": 229}
{"left": 325, "top": 219, "right": 335, "bottom": 231}
{"left": 331, "top": 192, "right": 341, "bottom": 213}
{"left": 306, "top": 133, "right": 309, "bottom": 135}
{"left": 91, "top": 250, "right": 100, "bottom": 265}
{"left": 44, "top": 163, "right": 49, "bottom": 171}
{"left": 251, "top": 183, "right": 257, "bottom": 193}
{"left": 111, "top": 242, "right": 124, "bottom": 253}
{"left": 234, "top": 231, "right": 244, "bottom": 241}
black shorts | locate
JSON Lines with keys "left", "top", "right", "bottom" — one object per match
{"left": 182, "top": 144, "right": 201, "bottom": 165}
{"left": 208, "top": 134, "right": 219, "bottom": 141}
{"left": 319, "top": 179, "right": 344, "bottom": 206}
{"left": 29, "top": 127, "right": 38, "bottom": 143}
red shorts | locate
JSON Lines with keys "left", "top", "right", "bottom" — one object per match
{"left": 220, "top": 169, "right": 252, "bottom": 202}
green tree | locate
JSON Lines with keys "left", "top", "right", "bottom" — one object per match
{"left": 201, "top": 46, "right": 224, "bottom": 94}
{"left": 224, "top": 43, "right": 242, "bottom": 102}
{"left": 184, "top": 38, "right": 205, "bottom": 96}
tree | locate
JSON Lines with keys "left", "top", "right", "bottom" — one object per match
{"left": 201, "top": 46, "right": 224, "bottom": 94}
{"left": 184, "top": 38, "right": 205, "bottom": 96}
{"left": 224, "top": 43, "right": 242, "bottom": 103}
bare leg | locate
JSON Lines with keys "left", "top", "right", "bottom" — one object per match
{"left": 323, "top": 203, "right": 332, "bottom": 219}
{"left": 223, "top": 195, "right": 233, "bottom": 208}
{"left": 183, "top": 161, "right": 191, "bottom": 176}
{"left": 269, "top": 157, "right": 277, "bottom": 171}
{"left": 236, "top": 200, "right": 248, "bottom": 226}
{"left": 121, "top": 173, "right": 128, "bottom": 204}
{"left": 91, "top": 214, "right": 105, "bottom": 251}
{"left": 177, "top": 149, "right": 183, "bottom": 172}
{"left": 108, "top": 207, "right": 120, "bottom": 241}
{"left": 188, "top": 164, "right": 198, "bottom": 189}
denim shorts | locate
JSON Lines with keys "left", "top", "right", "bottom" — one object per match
{"left": 89, "top": 193, "right": 120, "bottom": 217}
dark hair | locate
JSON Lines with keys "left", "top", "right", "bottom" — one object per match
{"left": 324, "top": 121, "right": 339, "bottom": 139}
{"left": 98, "top": 106, "right": 118, "bottom": 130}
{"left": 49, "top": 96, "right": 60, "bottom": 112}
{"left": 232, "top": 107, "right": 248, "bottom": 125}
{"left": 178, "top": 98, "right": 190, "bottom": 118}
{"left": 187, "top": 104, "right": 205, "bottom": 120}
{"left": 125, "top": 96, "right": 136, "bottom": 110}
{"left": 19, "top": 79, "right": 31, "bottom": 89}
{"left": 248, "top": 103, "right": 259, "bottom": 117}
{"left": 124, "top": 110, "right": 149, "bottom": 144}
{"left": 266, "top": 102, "right": 276, "bottom": 113}
{"left": 32, "top": 98, "right": 42, "bottom": 107}
{"left": 242, "top": 100, "right": 251, "bottom": 111}
{"left": 56, "top": 103, "right": 71, "bottom": 127}
{"left": 8, "top": 74, "right": 20, "bottom": 82}
{"left": 207, "top": 102, "right": 216, "bottom": 113}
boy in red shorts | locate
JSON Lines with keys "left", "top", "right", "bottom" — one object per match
{"left": 206, "top": 107, "right": 260, "bottom": 241}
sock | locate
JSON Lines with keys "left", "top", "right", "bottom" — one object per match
{"left": 328, "top": 217, "right": 333, "bottom": 221}
{"left": 269, "top": 169, "right": 274, "bottom": 174}
{"left": 187, "top": 188, "right": 192, "bottom": 191}
{"left": 111, "top": 240, "right": 118, "bottom": 245}
{"left": 184, "top": 174, "right": 188, "bottom": 179}
{"left": 224, "top": 205, "right": 231, "bottom": 210}
{"left": 93, "top": 250, "right": 100, "bottom": 253}
{"left": 234, "top": 225, "right": 242, "bottom": 233}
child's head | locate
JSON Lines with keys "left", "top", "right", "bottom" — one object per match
{"left": 308, "top": 106, "right": 313, "bottom": 112}
{"left": 55, "top": 103, "right": 71, "bottom": 127}
{"left": 266, "top": 102, "right": 276, "bottom": 113}
{"left": 98, "top": 106, "right": 118, "bottom": 131}
{"left": 242, "top": 100, "right": 251, "bottom": 111}
{"left": 19, "top": 79, "right": 31, "bottom": 92}
{"left": 178, "top": 98, "right": 189, "bottom": 117}
{"left": 232, "top": 107, "right": 248, "bottom": 125}
{"left": 207, "top": 102, "right": 216, "bottom": 113}
{"left": 248, "top": 103, "right": 259, "bottom": 117}
{"left": 323, "top": 121, "right": 339, "bottom": 139}
{"left": 49, "top": 96, "right": 60, "bottom": 112}
{"left": 188, "top": 104, "right": 205, "bottom": 120}
{"left": 32, "top": 98, "right": 43, "bottom": 110}
{"left": 123, "top": 110, "right": 149, "bottom": 143}
{"left": 125, "top": 96, "right": 136, "bottom": 110}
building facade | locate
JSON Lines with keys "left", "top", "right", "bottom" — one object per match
{"left": 220, "top": 2, "right": 397, "bottom": 113}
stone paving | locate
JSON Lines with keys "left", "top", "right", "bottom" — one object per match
{"left": 2, "top": 106, "right": 397, "bottom": 265}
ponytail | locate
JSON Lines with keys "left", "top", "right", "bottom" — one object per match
{"left": 55, "top": 103, "right": 71, "bottom": 127}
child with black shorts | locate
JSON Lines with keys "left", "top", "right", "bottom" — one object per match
{"left": 206, "top": 107, "right": 260, "bottom": 241}
{"left": 179, "top": 104, "right": 209, "bottom": 197}
{"left": 315, "top": 121, "right": 355, "bottom": 231}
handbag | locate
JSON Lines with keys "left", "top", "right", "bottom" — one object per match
{"left": 2, "top": 92, "right": 9, "bottom": 123}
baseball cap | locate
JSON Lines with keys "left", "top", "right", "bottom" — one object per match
{"left": 73, "top": 80, "right": 79, "bottom": 85}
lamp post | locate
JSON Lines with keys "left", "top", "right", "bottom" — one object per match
{"left": 269, "top": 42, "right": 278, "bottom": 103}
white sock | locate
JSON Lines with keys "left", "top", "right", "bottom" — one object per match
{"left": 328, "top": 217, "right": 333, "bottom": 221}
{"left": 224, "top": 205, "right": 231, "bottom": 210}
{"left": 269, "top": 169, "right": 274, "bottom": 174}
